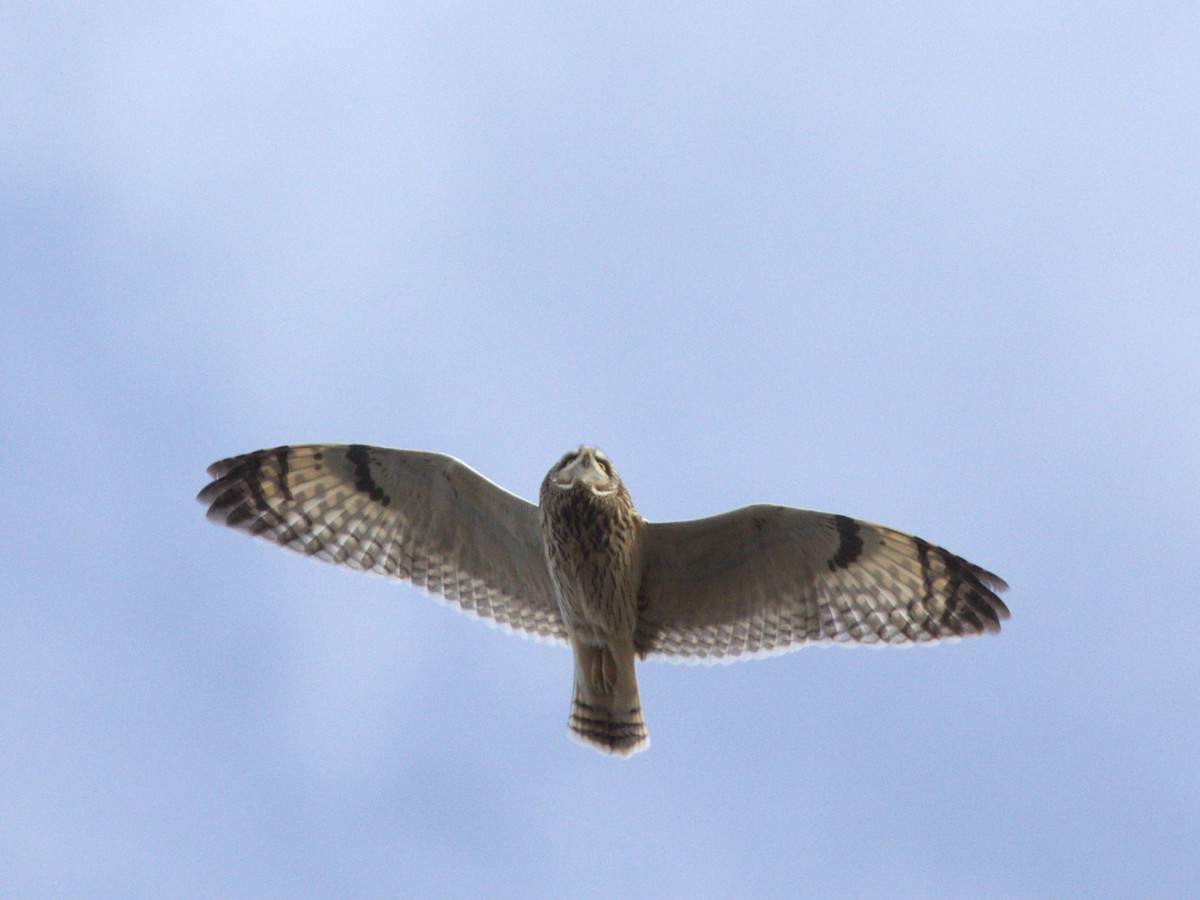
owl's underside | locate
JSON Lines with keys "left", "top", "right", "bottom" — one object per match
{"left": 199, "top": 443, "right": 1009, "bottom": 757}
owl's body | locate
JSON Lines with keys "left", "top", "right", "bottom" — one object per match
{"left": 200, "top": 443, "right": 1009, "bottom": 757}
{"left": 539, "top": 448, "right": 647, "bottom": 754}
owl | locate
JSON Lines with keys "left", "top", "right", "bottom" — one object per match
{"left": 199, "top": 444, "right": 1009, "bottom": 757}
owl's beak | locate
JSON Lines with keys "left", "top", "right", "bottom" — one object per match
{"left": 554, "top": 447, "right": 615, "bottom": 495}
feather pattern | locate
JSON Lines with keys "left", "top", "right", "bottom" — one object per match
{"left": 199, "top": 444, "right": 566, "bottom": 643}
{"left": 635, "top": 505, "right": 1008, "bottom": 661}
{"left": 199, "top": 443, "right": 1009, "bottom": 756}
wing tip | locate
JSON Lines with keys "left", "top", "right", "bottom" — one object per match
{"left": 973, "top": 565, "right": 1009, "bottom": 594}
{"left": 987, "top": 594, "right": 1012, "bottom": 624}
{"left": 196, "top": 477, "right": 226, "bottom": 507}
{"left": 205, "top": 455, "right": 242, "bottom": 480}
{"left": 967, "top": 563, "right": 1011, "bottom": 624}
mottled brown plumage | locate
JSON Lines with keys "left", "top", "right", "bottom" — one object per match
{"left": 539, "top": 447, "right": 648, "bottom": 754}
{"left": 199, "top": 443, "right": 1010, "bottom": 757}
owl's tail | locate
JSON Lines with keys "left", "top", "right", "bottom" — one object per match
{"left": 568, "top": 640, "right": 648, "bottom": 757}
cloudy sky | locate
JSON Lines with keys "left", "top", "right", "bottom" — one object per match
{"left": 4, "top": 4, "right": 1197, "bottom": 896}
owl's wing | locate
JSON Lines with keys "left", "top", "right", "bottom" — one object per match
{"left": 199, "top": 444, "right": 566, "bottom": 644}
{"left": 635, "top": 505, "right": 1008, "bottom": 662}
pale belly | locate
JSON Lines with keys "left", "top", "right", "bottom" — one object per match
{"left": 546, "top": 550, "right": 637, "bottom": 644}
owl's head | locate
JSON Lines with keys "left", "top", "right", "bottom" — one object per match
{"left": 546, "top": 446, "right": 623, "bottom": 498}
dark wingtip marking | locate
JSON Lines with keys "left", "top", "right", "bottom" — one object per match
{"left": 222, "top": 502, "right": 257, "bottom": 529}
{"left": 974, "top": 566, "right": 1010, "bottom": 594}
{"left": 205, "top": 455, "right": 241, "bottom": 479}
{"left": 828, "top": 515, "right": 864, "bottom": 571}
{"left": 196, "top": 479, "right": 226, "bottom": 505}
{"left": 912, "top": 535, "right": 1011, "bottom": 636}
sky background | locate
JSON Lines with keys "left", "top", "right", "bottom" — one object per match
{"left": 3, "top": 4, "right": 1198, "bottom": 897}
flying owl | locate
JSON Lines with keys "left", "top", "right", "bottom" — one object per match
{"left": 199, "top": 444, "right": 1009, "bottom": 757}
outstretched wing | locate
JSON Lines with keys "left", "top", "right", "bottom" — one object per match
{"left": 635, "top": 505, "right": 1008, "bottom": 662}
{"left": 199, "top": 444, "right": 566, "bottom": 643}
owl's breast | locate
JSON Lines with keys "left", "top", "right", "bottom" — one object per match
{"left": 539, "top": 488, "right": 642, "bottom": 642}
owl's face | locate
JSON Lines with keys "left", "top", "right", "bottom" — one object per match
{"left": 548, "top": 446, "right": 622, "bottom": 498}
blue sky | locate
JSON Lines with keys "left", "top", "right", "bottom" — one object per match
{"left": 3, "top": 4, "right": 1198, "bottom": 896}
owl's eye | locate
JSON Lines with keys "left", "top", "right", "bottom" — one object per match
{"left": 598, "top": 458, "right": 613, "bottom": 475}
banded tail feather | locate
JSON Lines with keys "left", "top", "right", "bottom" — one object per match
{"left": 569, "top": 691, "right": 649, "bottom": 758}
{"left": 568, "top": 640, "right": 648, "bottom": 757}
